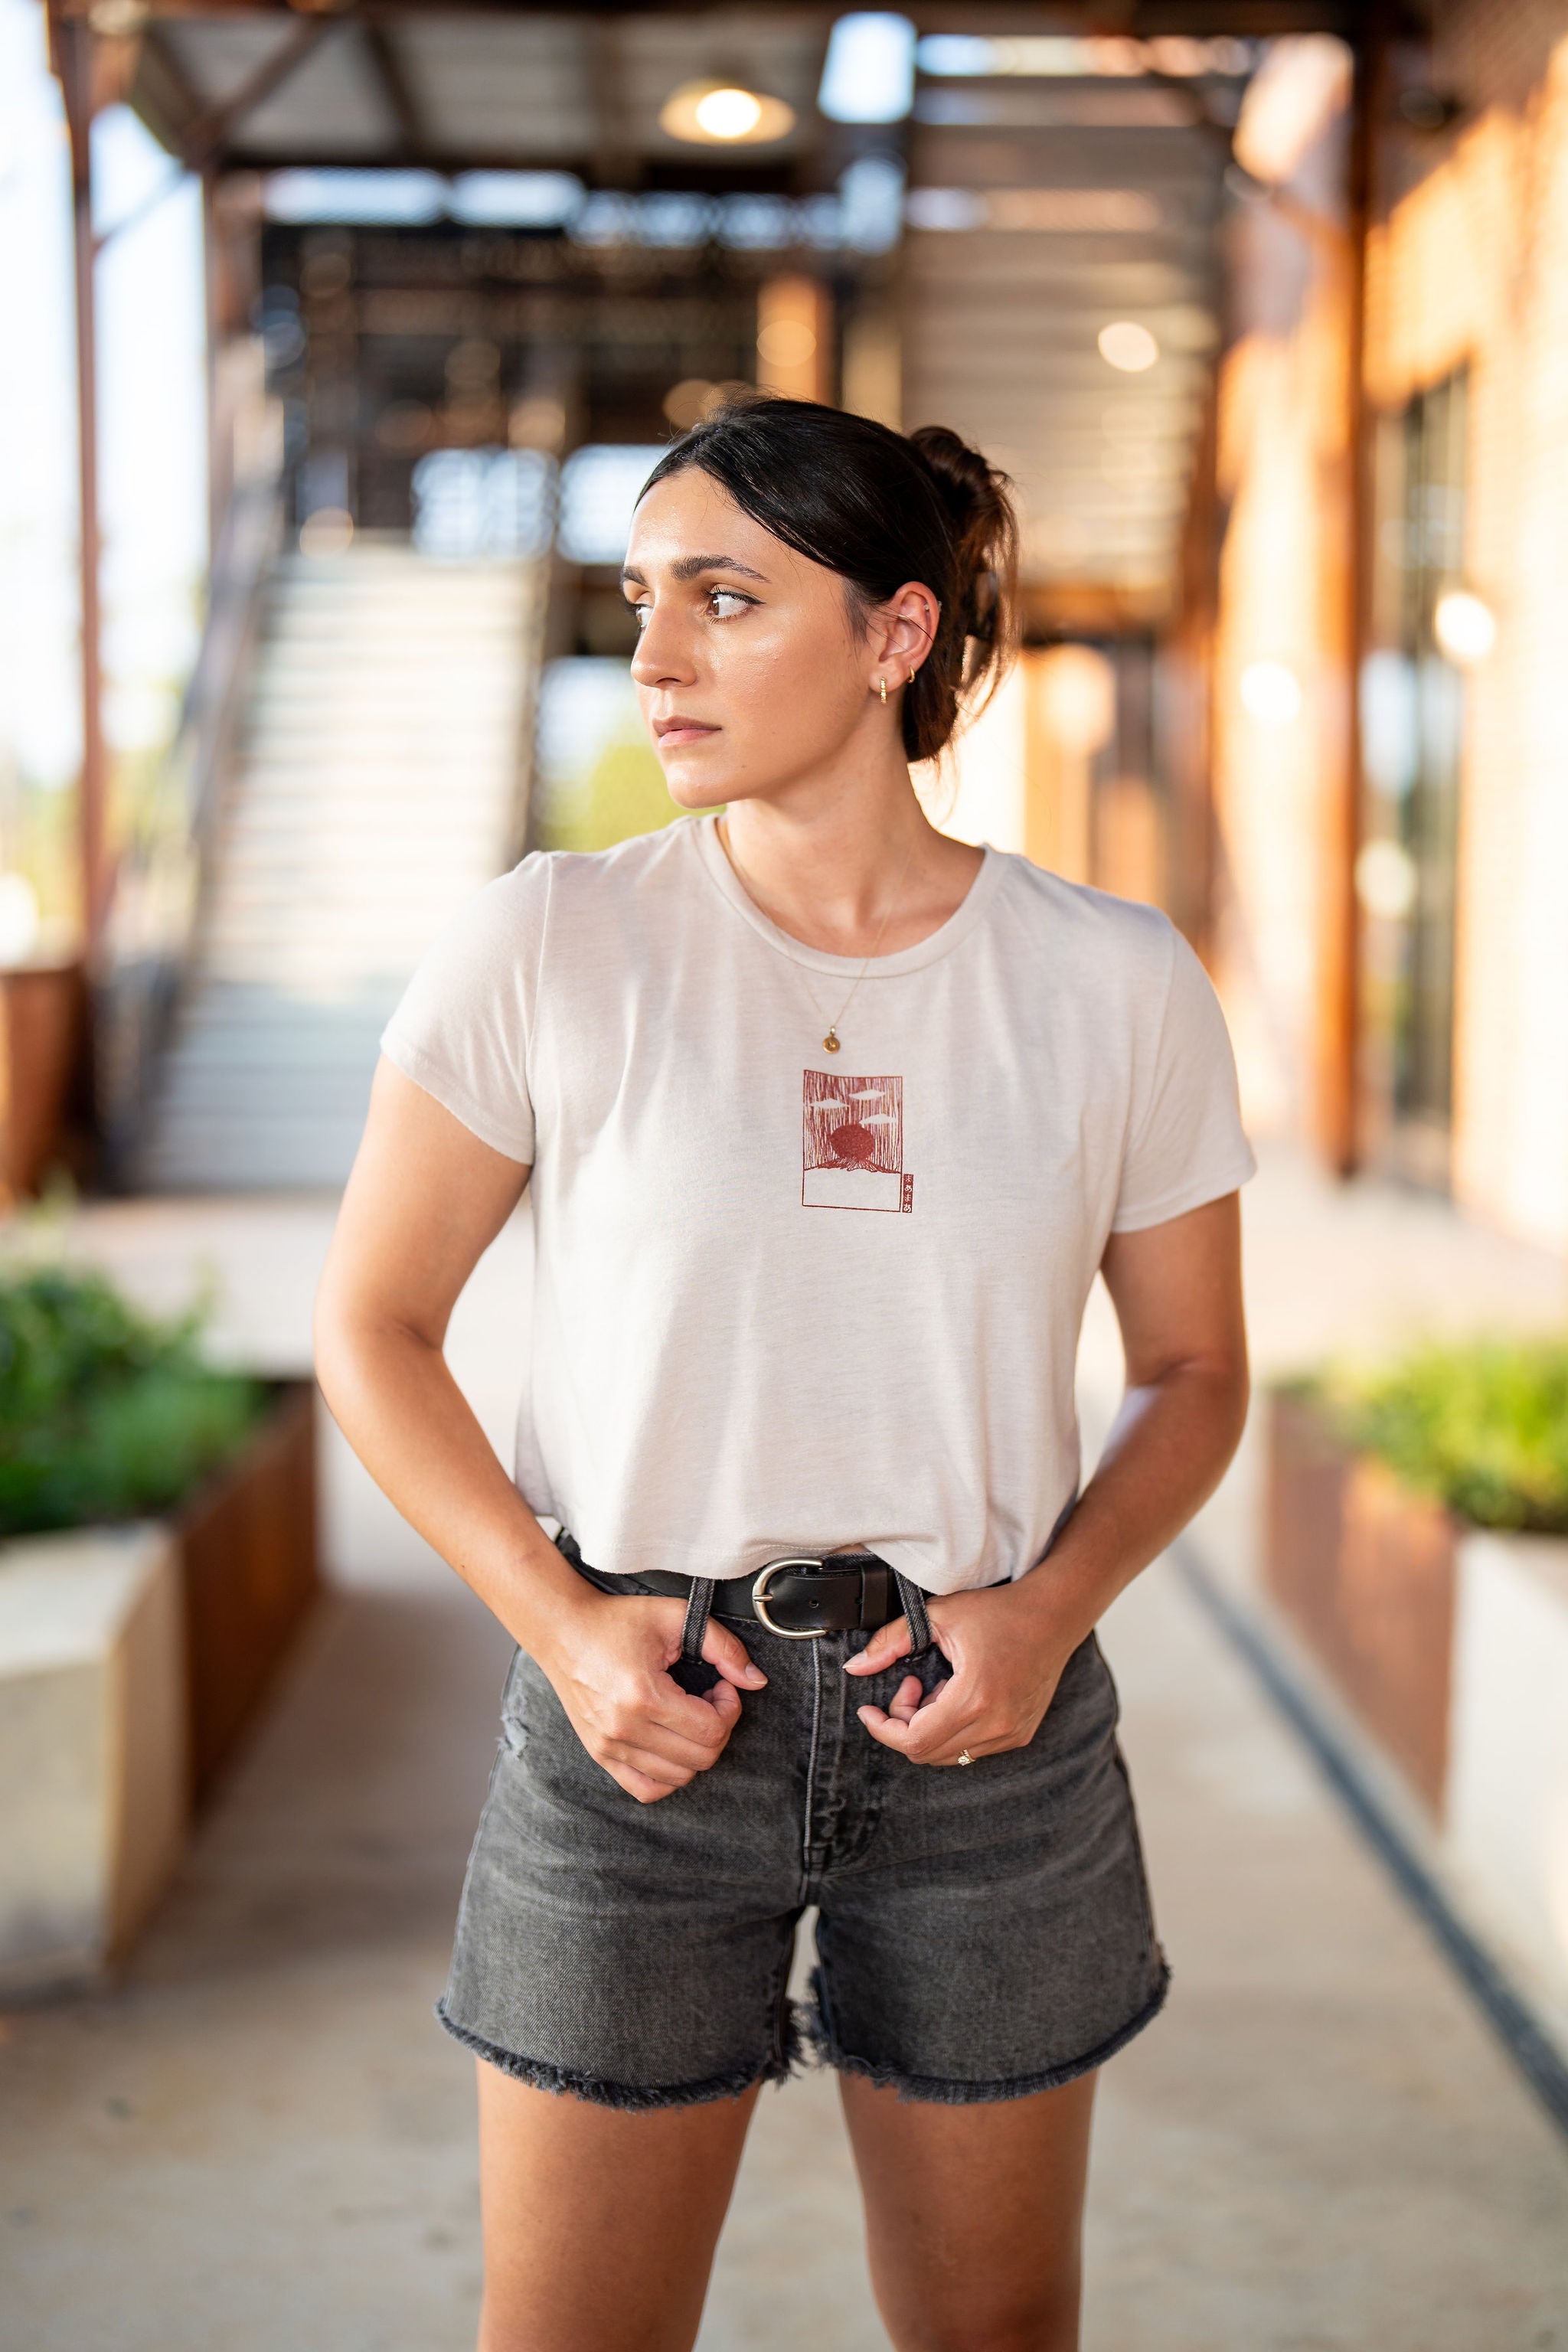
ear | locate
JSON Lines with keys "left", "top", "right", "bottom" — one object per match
{"left": 872, "top": 581, "right": 939, "bottom": 684}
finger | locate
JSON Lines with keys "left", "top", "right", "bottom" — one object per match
{"left": 888, "top": 1674, "right": 925, "bottom": 1724}
{"left": 611, "top": 1713, "right": 740, "bottom": 1784}
{"left": 856, "top": 1680, "right": 975, "bottom": 1763}
{"left": 628, "top": 1715, "right": 732, "bottom": 1771}
{"left": 612, "top": 1764, "right": 683, "bottom": 1805}
{"left": 891, "top": 1677, "right": 972, "bottom": 1762}
{"left": 701, "top": 1616, "right": 768, "bottom": 1688}
{"left": 697, "top": 1676, "right": 742, "bottom": 1729}
{"left": 599, "top": 1737, "right": 694, "bottom": 1792}
{"left": 854, "top": 1704, "right": 915, "bottom": 1753}
{"left": 843, "top": 1614, "right": 916, "bottom": 1677}
{"left": 652, "top": 1677, "right": 746, "bottom": 1749}
{"left": 622, "top": 1683, "right": 743, "bottom": 1769}
{"left": 608, "top": 1691, "right": 730, "bottom": 1768}
{"left": 856, "top": 1707, "right": 987, "bottom": 1766}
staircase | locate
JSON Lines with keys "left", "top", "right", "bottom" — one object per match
{"left": 139, "top": 544, "right": 540, "bottom": 1191}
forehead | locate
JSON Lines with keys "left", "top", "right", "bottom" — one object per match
{"left": 626, "top": 467, "right": 808, "bottom": 583}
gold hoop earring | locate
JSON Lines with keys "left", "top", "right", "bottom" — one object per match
{"left": 906, "top": 670, "right": 914, "bottom": 685}
{"left": 878, "top": 678, "right": 887, "bottom": 704}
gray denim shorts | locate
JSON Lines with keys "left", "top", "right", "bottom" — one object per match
{"left": 437, "top": 1574, "right": 1169, "bottom": 2109}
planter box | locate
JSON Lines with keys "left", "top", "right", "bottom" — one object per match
{"left": 175, "top": 1380, "right": 319, "bottom": 1806}
{"left": 0, "top": 1384, "right": 318, "bottom": 1993}
{"left": 1446, "top": 1531, "right": 1568, "bottom": 2014}
{"left": 0, "top": 1525, "right": 188, "bottom": 1997}
{"left": 1269, "top": 1392, "right": 1568, "bottom": 2022}
{"left": 0, "top": 962, "right": 87, "bottom": 1201}
{"left": 1266, "top": 1390, "right": 1456, "bottom": 1815}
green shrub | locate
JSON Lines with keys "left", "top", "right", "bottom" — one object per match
{"left": 0, "top": 1266, "right": 267, "bottom": 1538}
{"left": 1305, "top": 1338, "right": 1568, "bottom": 1534}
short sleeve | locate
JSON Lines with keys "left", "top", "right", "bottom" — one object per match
{"left": 378, "top": 861, "right": 546, "bottom": 1164}
{"left": 1111, "top": 928, "right": 1256, "bottom": 1233}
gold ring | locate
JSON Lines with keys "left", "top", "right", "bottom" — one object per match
{"left": 957, "top": 1749, "right": 975, "bottom": 1766}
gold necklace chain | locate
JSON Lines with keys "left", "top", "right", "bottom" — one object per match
{"left": 720, "top": 822, "right": 921, "bottom": 1056}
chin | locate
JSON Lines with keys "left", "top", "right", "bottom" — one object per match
{"left": 663, "top": 766, "right": 735, "bottom": 812}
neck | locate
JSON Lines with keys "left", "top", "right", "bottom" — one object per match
{"left": 716, "top": 742, "right": 982, "bottom": 960}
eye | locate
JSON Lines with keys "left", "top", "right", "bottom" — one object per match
{"left": 629, "top": 603, "right": 651, "bottom": 632}
{"left": 707, "top": 588, "right": 753, "bottom": 620}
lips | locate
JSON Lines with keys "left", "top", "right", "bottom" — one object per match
{"left": 654, "top": 716, "right": 720, "bottom": 744}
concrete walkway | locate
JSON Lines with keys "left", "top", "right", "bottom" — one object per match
{"left": 4, "top": 1156, "right": 1568, "bottom": 2348}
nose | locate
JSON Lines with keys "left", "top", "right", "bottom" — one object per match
{"left": 629, "top": 596, "right": 696, "bottom": 689}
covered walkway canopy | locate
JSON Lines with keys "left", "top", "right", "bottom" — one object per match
{"left": 38, "top": 0, "right": 1374, "bottom": 1186}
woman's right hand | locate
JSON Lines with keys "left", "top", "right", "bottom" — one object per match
{"left": 531, "top": 1589, "right": 767, "bottom": 1804}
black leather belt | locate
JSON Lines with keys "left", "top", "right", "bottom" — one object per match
{"left": 557, "top": 1530, "right": 903, "bottom": 1640}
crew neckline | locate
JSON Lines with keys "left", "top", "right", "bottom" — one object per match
{"left": 691, "top": 811, "right": 1006, "bottom": 978}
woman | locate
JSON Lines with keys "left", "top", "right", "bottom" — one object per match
{"left": 315, "top": 395, "right": 1253, "bottom": 2352}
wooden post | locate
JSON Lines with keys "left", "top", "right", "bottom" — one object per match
{"left": 51, "top": 11, "right": 109, "bottom": 959}
{"left": 204, "top": 169, "right": 227, "bottom": 562}
{"left": 1323, "top": 15, "right": 1387, "bottom": 1178}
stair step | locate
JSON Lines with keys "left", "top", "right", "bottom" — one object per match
{"left": 208, "top": 848, "right": 499, "bottom": 885}
{"left": 142, "top": 543, "right": 542, "bottom": 1191}
{"left": 198, "top": 900, "right": 482, "bottom": 937}
{"left": 156, "top": 1069, "right": 380, "bottom": 1115}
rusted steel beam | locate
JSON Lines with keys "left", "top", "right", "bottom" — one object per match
{"left": 358, "top": 20, "right": 430, "bottom": 162}
{"left": 47, "top": 8, "right": 110, "bottom": 959}
{"left": 176, "top": 14, "right": 333, "bottom": 173}
{"left": 132, "top": 21, "right": 208, "bottom": 166}
{"left": 57, "top": 0, "right": 1372, "bottom": 24}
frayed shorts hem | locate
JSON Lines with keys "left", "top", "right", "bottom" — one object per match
{"left": 801, "top": 1958, "right": 1171, "bottom": 2106}
{"left": 439, "top": 1956, "right": 1170, "bottom": 2115}
{"left": 436, "top": 2000, "right": 799, "bottom": 2112}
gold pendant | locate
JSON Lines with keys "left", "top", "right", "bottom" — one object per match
{"left": 823, "top": 1028, "right": 841, "bottom": 1054}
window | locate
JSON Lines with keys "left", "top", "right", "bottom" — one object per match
{"left": 1360, "top": 371, "right": 1468, "bottom": 1189}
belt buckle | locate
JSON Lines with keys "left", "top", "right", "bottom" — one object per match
{"left": 751, "top": 1557, "right": 831, "bottom": 1638}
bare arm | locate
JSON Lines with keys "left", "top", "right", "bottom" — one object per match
{"left": 848, "top": 1191, "right": 1249, "bottom": 1761}
{"left": 314, "top": 1060, "right": 766, "bottom": 1802}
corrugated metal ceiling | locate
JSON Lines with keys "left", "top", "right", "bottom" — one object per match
{"left": 126, "top": 10, "right": 1325, "bottom": 614}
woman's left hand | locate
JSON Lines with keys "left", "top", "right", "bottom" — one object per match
{"left": 844, "top": 1577, "right": 1085, "bottom": 1766}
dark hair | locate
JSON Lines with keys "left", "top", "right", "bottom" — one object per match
{"left": 639, "top": 394, "right": 1018, "bottom": 763}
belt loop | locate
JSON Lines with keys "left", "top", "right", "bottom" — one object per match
{"left": 681, "top": 1576, "right": 717, "bottom": 1665}
{"left": 893, "top": 1571, "right": 933, "bottom": 1657}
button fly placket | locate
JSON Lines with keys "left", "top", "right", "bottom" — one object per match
{"left": 799, "top": 1632, "right": 880, "bottom": 1894}
{"left": 799, "top": 1638, "right": 825, "bottom": 1881}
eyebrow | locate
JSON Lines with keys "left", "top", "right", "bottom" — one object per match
{"left": 619, "top": 554, "right": 769, "bottom": 587}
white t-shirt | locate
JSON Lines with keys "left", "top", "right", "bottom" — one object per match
{"left": 381, "top": 813, "right": 1255, "bottom": 1595}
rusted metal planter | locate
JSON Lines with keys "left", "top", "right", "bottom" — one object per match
{"left": 1266, "top": 1390, "right": 1457, "bottom": 1816}
{"left": 0, "top": 962, "right": 87, "bottom": 1201}
{"left": 175, "top": 1380, "right": 319, "bottom": 1805}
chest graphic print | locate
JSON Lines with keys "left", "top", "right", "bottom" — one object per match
{"left": 802, "top": 1071, "right": 913, "bottom": 1213}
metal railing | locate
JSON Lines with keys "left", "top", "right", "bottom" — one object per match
{"left": 93, "top": 460, "right": 283, "bottom": 1184}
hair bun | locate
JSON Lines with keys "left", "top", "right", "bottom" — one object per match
{"left": 909, "top": 424, "right": 999, "bottom": 521}
{"left": 908, "top": 426, "right": 1017, "bottom": 652}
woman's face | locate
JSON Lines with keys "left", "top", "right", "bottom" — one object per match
{"left": 622, "top": 467, "right": 926, "bottom": 810}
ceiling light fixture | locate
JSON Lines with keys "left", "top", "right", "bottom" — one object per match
{"left": 1098, "top": 320, "right": 1160, "bottom": 372}
{"left": 660, "top": 80, "right": 796, "bottom": 146}
{"left": 698, "top": 88, "right": 761, "bottom": 137}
